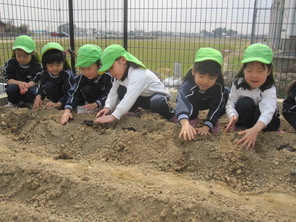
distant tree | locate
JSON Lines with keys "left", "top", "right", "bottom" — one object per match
{"left": 19, "top": 24, "right": 29, "bottom": 33}
{"left": 4, "top": 19, "right": 29, "bottom": 33}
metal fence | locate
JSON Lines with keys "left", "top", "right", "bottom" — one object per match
{"left": 0, "top": 0, "right": 295, "bottom": 97}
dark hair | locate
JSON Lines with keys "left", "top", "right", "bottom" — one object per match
{"left": 183, "top": 60, "right": 224, "bottom": 85}
{"left": 234, "top": 62, "right": 275, "bottom": 91}
{"left": 42, "top": 49, "right": 70, "bottom": 70}
{"left": 286, "top": 80, "right": 296, "bottom": 96}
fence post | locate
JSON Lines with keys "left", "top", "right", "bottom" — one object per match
{"left": 123, "top": 0, "right": 128, "bottom": 50}
{"left": 250, "top": 0, "right": 258, "bottom": 44}
{"left": 68, "top": 0, "right": 76, "bottom": 72}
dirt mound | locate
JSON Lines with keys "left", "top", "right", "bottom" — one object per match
{"left": 0, "top": 107, "right": 295, "bottom": 221}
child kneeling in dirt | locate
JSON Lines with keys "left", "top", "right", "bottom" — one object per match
{"left": 95, "top": 44, "right": 175, "bottom": 124}
{"left": 225, "top": 43, "right": 280, "bottom": 149}
{"left": 4, "top": 35, "right": 42, "bottom": 108}
{"left": 33, "top": 42, "right": 76, "bottom": 110}
{"left": 175, "top": 47, "right": 229, "bottom": 140}
{"left": 61, "top": 44, "right": 113, "bottom": 125}
{"left": 282, "top": 80, "right": 296, "bottom": 131}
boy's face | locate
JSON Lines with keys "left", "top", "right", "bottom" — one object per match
{"left": 192, "top": 69, "right": 218, "bottom": 91}
{"left": 108, "top": 57, "right": 127, "bottom": 80}
{"left": 15, "top": 49, "right": 32, "bottom": 66}
{"left": 80, "top": 63, "right": 99, "bottom": 79}
{"left": 244, "top": 61, "right": 271, "bottom": 90}
{"left": 46, "top": 62, "right": 64, "bottom": 75}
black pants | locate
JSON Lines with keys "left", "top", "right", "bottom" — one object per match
{"left": 5, "top": 84, "right": 36, "bottom": 104}
{"left": 41, "top": 81, "right": 63, "bottom": 103}
{"left": 80, "top": 84, "right": 102, "bottom": 104}
{"left": 283, "top": 113, "right": 296, "bottom": 130}
{"left": 235, "top": 97, "right": 280, "bottom": 131}
{"left": 188, "top": 87, "right": 230, "bottom": 120}
{"left": 117, "top": 85, "right": 175, "bottom": 119}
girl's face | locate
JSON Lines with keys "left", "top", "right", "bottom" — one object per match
{"left": 80, "top": 63, "right": 99, "bottom": 79}
{"left": 109, "top": 57, "right": 127, "bottom": 80}
{"left": 46, "top": 61, "right": 64, "bottom": 75}
{"left": 15, "top": 49, "right": 32, "bottom": 66}
{"left": 244, "top": 61, "right": 271, "bottom": 89}
{"left": 192, "top": 70, "right": 218, "bottom": 90}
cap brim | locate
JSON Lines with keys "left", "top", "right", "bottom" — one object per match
{"left": 195, "top": 57, "right": 223, "bottom": 66}
{"left": 99, "top": 59, "right": 115, "bottom": 73}
{"left": 241, "top": 57, "right": 270, "bottom": 64}
{"left": 13, "top": 46, "right": 33, "bottom": 54}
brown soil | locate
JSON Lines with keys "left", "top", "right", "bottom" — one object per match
{"left": 0, "top": 107, "right": 295, "bottom": 222}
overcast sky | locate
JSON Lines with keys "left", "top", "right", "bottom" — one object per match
{"left": 0, "top": 0, "right": 273, "bottom": 34}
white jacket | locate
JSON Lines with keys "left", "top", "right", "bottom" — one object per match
{"left": 105, "top": 66, "right": 171, "bottom": 119}
{"left": 226, "top": 81, "right": 277, "bottom": 126}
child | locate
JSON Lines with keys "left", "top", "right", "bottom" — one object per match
{"left": 225, "top": 43, "right": 280, "bottom": 149}
{"left": 61, "top": 44, "right": 113, "bottom": 125}
{"left": 282, "top": 80, "right": 296, "bottom": 130}
{"left": 4, "top": 35, "right": 42, "bottom": 108}
{"left": 175, "top": 47, "right": 229, "bottom": 140}
{"left": 33, "top": 42, "right": 75, "bottom": 109}
{"left": 95, "top": 44, "right": 175, "bottom": 124}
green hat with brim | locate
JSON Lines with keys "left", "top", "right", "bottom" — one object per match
{"left": 76, "top": 44, "right": 102, "bottom": 68}
{"left": 13, "top": 35, "right": 36, "bottom": 53}
{"left": 99, "top": 44, "right": 146, "bottom": 73}
{"left": 41, "top": 42, "right": 70, "bottom": 68}
{"left": 194, "top": 47, "right": 223, "bottom": 66}
{"left": 41, "top": 42, "right": 64, "bottom": 56}
{"left": 184, "top": 47, "right": 223, "bottom": 76}
{"left": 241, "top": 43, "right": 273, "bottom": 64}
{"left": 12, "top": 35, "right": 41, "bottom": 61}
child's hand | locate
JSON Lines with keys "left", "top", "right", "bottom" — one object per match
{"left": 96, "top": 107, "right": 111, "bottom": 118}
{"left": 236, "top": 121, "right": 265, "bottom": 149}
{"left": 225, "top": 115, "right": 238, "bottom": 132}
{"left": 84, "top": 103, "right": 98, "bottom": 111}
{"left": 45, "top": 101, "right": 62, "bottom": 109}
{"left": 195, "top": 125, "right": 211, "bottom": 136}
{"left": 236, "top": 128, "right": 259, "bottom": 149}
{"left": 33, "top": 95, "right": 42, "bottom": 109}
{"left": 94, "top": 114, "right": 116, "bottom": 124}
{"left": 19, "top": 82, "right": 29, "bottom": 94}
{"left": 179, "top": 119, "right": 197, "bottom": 140}
{"left": 61, "top": 109, "right": 72, "bottom": 125}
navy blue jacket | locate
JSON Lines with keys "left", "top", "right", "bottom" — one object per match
{"left": 176, "top": 78, "right": 227, "bottom": 129}
{"left": 34, "top": 69, "right": 76, "bottom": 105}
{"left": 4, "top": 57, "right": 42, "bottom": 83}
{"left": 65, "top": 73, "right": 113, "bottom": 110}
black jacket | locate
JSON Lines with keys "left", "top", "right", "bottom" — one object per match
{"left": 34, "top": 69, "right": 76, "bottom": 105}
{"left": 283, "top": 83, "right": 296, "bottom": 115}
{"left": 65, "top": 73, "right": 113, "bottom": 110}
{"left": 4, "top": 57, "right": 42, "bottom": 83}
{"left": 176, "top": 78, "right": 226, "bottom": 129}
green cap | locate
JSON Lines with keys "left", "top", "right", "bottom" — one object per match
{"left": 194, "top": 47, "right": 223, "bottom": 66}
{"left": 13, "top": 35, "right": 36, "bottom": 53}
{"left": 99, "top": 44, "right": 146, "bottom": 73}
{"left": 41, "top": 42, "right": 64, "bottom": 56}
{"left": 76, "top": 44, "right": 102, "bottom": 68}
{"left": 241, "top": 43, "right": 273, "bottom": 64}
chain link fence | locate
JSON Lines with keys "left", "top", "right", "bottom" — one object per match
{"left": 0, "top": 0, "right": 295, "bottom": 97}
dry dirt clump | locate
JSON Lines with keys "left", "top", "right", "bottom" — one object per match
{"left": 0, "top": 106, "right": 295, "bottom": 222}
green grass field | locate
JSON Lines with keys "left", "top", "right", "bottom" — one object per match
{"left": 0, "top": 36, "right": 248, "bottom": 77}
{"left": 1, "top": 36, "right": 291, "bottom": 97}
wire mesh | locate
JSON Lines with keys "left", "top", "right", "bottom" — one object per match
{"left": 0, "top": 0, "right": 295, "bottom": 97}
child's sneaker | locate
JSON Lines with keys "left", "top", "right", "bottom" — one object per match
{"left": 4, "top": 102, "right": 19, "bottom": 108}
{"left": 211, "top": 122, "right": 220, "bottom": 133}
{"left": 189, "top": 117, "right": 199, "bottom": 128}
{"left": 24, "top": 103, "right": 33, "bottom": 109}
{"left": 126, "top": 109, "right": 142, "bottom": 117}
